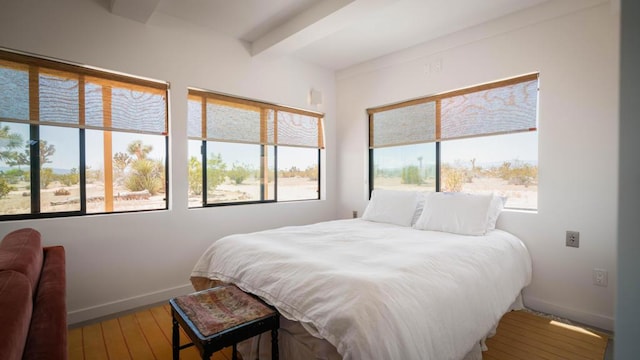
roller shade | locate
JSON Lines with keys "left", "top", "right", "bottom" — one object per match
{"left": 277, "top": 110, "right": 324, "bottom": 148}
{"left": 0, "top": 60, "right": 29, "bottom": 121}
{"left": 0, "top": 49, "right": 168, "bottom": 135}
{"left": 86, "top": 78, "right": 167, "bottom": 134}
{"left": 369, "top": 73, "right": 538, "bottom": 148}
{"left": 370, "top": 101, "right": 436, "bottom": 148}
{"left": 204, "top": 98, "right": 263, "bottom": 144}
{"left": 38, "top": 70, "right": 79, "bottom": 125}
{"left": 188, "top": 89, "right": 324, "bottom": 149}
{"left": 440, "top": 79, "right": 538, "bottom": 140}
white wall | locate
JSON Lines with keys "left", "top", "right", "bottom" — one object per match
{"left": 0, "top": 0, "right": 622, "bottom": 332}
{"left": 0, "top": 0, "right": 337, "bottom": 324}
{"left": 336, "top": 1, "right": 618, "bottom": 330}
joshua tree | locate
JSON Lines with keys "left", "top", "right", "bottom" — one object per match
{"left": 126, "top": 140, "right": 152, "bottom": 160}
{"left": 113, "top": 152, "right": 132, "bottom": 177}
{"left": 0, "top": 125, "right": 24, "bottom": 162}
{"left": 35, "top": 140, "right": 55, "bottom": 170}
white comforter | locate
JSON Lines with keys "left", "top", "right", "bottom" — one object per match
{"left": 191, "top": 219, "right": 532, "bottom": 360}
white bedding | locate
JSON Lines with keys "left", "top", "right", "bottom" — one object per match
{"left": 191, "top": 219, "right": 532, "bottom": 360}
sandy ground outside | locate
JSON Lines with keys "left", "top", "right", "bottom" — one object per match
{"left": 1, "top": 176, "right": 319, "bottom": 215}
{"left": 2, "top": 175, "right": 534, "bottom": 214}
{"left": 189, "top": 177, "right": 319, "bottom": 207}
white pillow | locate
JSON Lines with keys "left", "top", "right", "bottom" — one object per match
{"left": 413, "top": 192, "right": 493, "bottom": 235}
{"left": 486, "top": 195, "right": 506, "bottom": 230}
{"left": 362, "top": 189, "right": 419, "bottom": 227}
{"left": 411, "top": 192, "right": 432, "bottom": 226}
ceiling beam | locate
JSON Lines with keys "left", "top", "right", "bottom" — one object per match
{"left": 251, "top": 0, "right": 398, "bottom": 59}
{"left": 110, "top": 0, "right": 161, "bottom": 24}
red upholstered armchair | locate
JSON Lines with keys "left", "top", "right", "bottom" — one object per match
{"left": 0, "top": 228, "right": 67, "bottom": 360}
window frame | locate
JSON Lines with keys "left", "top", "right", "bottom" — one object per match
{"left": 368, "top": 73, "right": 539, "bottom": 210}
{"left": 187, "top": 89, "right": 324, "bottom": 207}
{"left": 0, "top": 48, "right": 169, "bottom": 221}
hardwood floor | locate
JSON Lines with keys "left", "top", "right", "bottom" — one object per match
{"left": 484, "top": 311, "right": 609, "bottom": 360}
{"left": 68, "top": 304, "right": 232, "bottom": 360}
{"left": 69, "top": 305, "right": 609, "bottom": 360}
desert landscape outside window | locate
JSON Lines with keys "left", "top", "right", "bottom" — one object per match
{"left": 369, "top": 73, "right": 539, "bottom": 210}
{"left": 0, "top": 49, "right": 169, "bottom": 220}
{"left": 187, "top": 89, "right": 324, "bottom": 206}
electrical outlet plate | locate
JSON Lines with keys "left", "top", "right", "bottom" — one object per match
{"left": 593, "top": 269, "right": 608, "bottom": 287}
{"left": 566, "top": 231, "right": 580, "bottom": 248}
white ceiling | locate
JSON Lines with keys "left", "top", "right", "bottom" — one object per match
{"left": 111, "top": 0, "right": 554, "bottom": 70}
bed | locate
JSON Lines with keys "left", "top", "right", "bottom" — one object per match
{"left": 190, "top": 191, "right": 532, "bottom": 360}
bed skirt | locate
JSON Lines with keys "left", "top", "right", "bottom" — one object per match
{"left": 190, "top": 276, "right": 524, "bottom": 360}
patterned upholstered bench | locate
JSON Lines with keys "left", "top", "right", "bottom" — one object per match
{"left": 170, "top": 285, "right": 279, "bottom": 360}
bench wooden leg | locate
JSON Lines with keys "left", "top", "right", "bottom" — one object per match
{"left": 271, "top": 328, "right": 278, "bottom": 360}
{"left": 172, "top": 317, "right": 179, "bottom": 360}
{"left": 232, "top": 343, "right": 237, "bottom": 360}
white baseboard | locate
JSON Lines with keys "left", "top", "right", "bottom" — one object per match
{"left": 524, "top": 296, "right": 614, "bottom": 332}
{"left": 67, "top": 283, "right": 194, "bottom": 326}
{"left": 67, "top": 287, "right": 616, "bottom": 333}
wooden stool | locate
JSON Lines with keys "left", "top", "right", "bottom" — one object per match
{"left": 170, "top": 285, "right": 279, "bottom": 360}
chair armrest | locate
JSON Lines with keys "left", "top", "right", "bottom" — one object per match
{"left": 22, "top": 246, "right": 66, "bottom": 360}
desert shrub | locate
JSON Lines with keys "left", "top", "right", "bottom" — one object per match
{"left": 304, "top": 165, "right": 318, "bottom": 181}
{"left": 85, "top": 167, "right": 102, "bottom": 183}
{"left": 495, "top": 160, "right": 537, "bottom": 187}
{"left": 57, "top": 168, "right": 79, "bottom": 186}
{"left": 441, "top": 165, "right": 465, "bottom": 192}
{"left": 253, "top": 169, "right": 275, "bottom": 183}
{"left": 2, "top": 169, "right": 26, "bottom": 184}
{"left": 279, "top": 165, "right": 319, "bottom": 180}
{"left": 227, "top": 162, "right": 252, "bottom": 185}
{"left": 188, "top": 156, "right": 203, "bottom": 195}
{"left": 125, "top": 159, "right": 164, "bottom": 195}
{"left": 509, "top": 162, "right": 537, "bottom": 187}
{"left": 279, "top": 166, "right": 300, "bottom": 178}
{"left": 54, "top": 188, "right": 70, "bottom": 196}
{"left": 40, "top": 168, "right": 55, "bottom": 189}
{"left": 206, "top": 153, "right": 226, "bottom": 191}
{"left": 401, "top": 165, "right": 423, "bottom": 185}
{"left": 375, "top": 168, "right": 402, "bottom": 179}
{"left": 0, "top": 177, "right": 13, "bottom": 199}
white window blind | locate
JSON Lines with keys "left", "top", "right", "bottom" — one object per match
{"left": 0, "top": 60, "right": 29, "bottom": 121}
{"left": 205, "top": 98, "right": 263, "bottom": 144}
{"left": 440, "top": 79, "right": 538, "bottom": 140}
{"left": 188, "top": 89, "right": 324, "bottom": 149}
{"left": 0, "top": 50, "right": 168, "bottom": 135}
{"left": 368, "top": 73, "right": 538, "bottom": 147}
{"left": 39, "top": 70, "right": 79, "bottom": 124}
{"left": 370, "top": 101, "right": 436, "bottom": 148}
{"left": 276, "top": 111, "right": 323, "bottom": 148}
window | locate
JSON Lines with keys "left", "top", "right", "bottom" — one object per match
{"left": 0, "top": 49, "right": 168, "bottom": 220}
{"left": 369, "top": 74, "right": 538, "bottom": 210}
{"left": 187, "top": 90, "right": 324, "bottom": 206}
